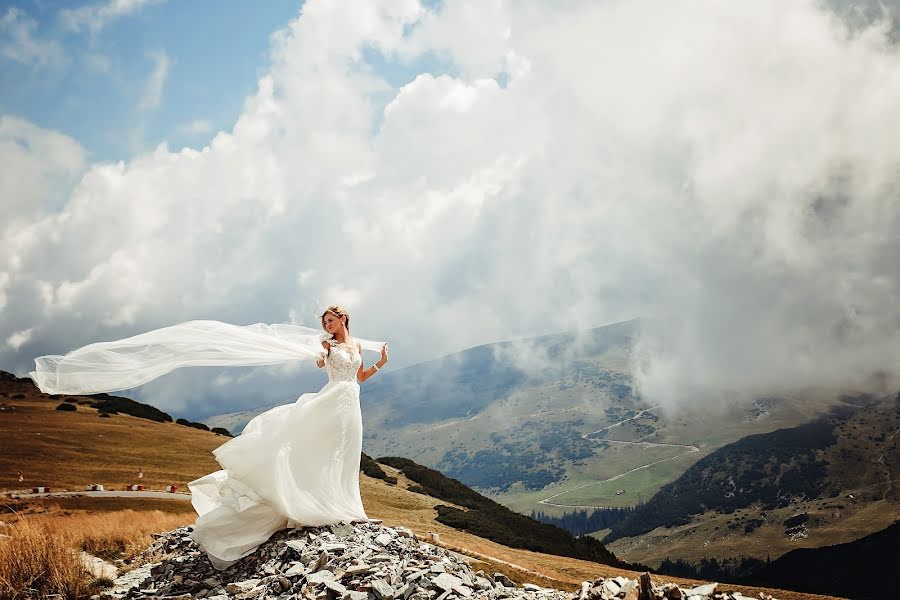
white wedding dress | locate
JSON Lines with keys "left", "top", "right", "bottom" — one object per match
{"left": 188, "top": 338, "right": 369, "bottom": 569}
{"left": 30, "top": 319, "right": 384, "bottom": 569}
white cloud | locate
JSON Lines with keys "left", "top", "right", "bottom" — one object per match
{"left": 6, "top": 327, "right": 34, "bottom": 350}
{"left": 139, "top": 51, "right": 170, "bottom": 112}
{"left": 0, "top": 116, "right": 87, "bottom": 223}
{"left": 0, "top": 7, "right": 67, "bottom": 68}
{"left": 3, "top": 0, "right": 900, "bottom": 417}
{"left": 179, "top": 119, "right": 213, "bottom": 136}
{"left": 61, "top": 0, "right": 165, "bottom": 36}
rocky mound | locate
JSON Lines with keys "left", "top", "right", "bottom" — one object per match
{"left": 104, "top": 520, "right": 781, "bottom": 600}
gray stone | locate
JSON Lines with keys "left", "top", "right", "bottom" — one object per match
{"left": 323, "top": 579, "right": 348, "bottom": 595}
{"left": 312, "top": 550, "right": 330, "bottom": 572}
{"left": 371, "top": 554, "right": 394, "bottom": 563}
{"left": 474, "top": 576, "right": 493, "bottom": 590}
{"left": 431, "top": 572, "right": 462, "bottom": 592}
{"left": 375, "top": 533, "right": 394, "bottom": 546}
{"left": 345, "top": 563, "right": 372, "bottom": 576}
{"left": 278, "top": 576, "right": 291, "bottom": 591}
{"left": 396, "top": 581, "right": 417, "bottom": 599}
{"left": 306, "top": 570, "right": 335, "bottom": 585}
{"left": 284, "top": 562, "right": 306, "bottom": 577}
{"left": 371, "top": 578, "right": 396, "bottom": 600}
{"left": 323, "top": 542, "right": 349, "bottom": 552}
{"left": 523, "top": 583, "right": 541, "bottom": 592}
{"left": 331, "top": 523, "right": 354, "bottom": 537}
{"left": 684, "top": 583, "right": 717, "bottom": 596}
{"left": 285, "top": 540, "right": 307, "bottom": 554}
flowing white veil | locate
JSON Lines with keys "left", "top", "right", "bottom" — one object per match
{"left": 30, "top": 319, "right": 386, "bottom": 395}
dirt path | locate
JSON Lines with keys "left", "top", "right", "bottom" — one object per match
{"left": 10, "top": 489, "right": 192, "bottom": 501}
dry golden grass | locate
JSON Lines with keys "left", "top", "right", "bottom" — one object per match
{"left": 0, "top": 507, "right": 195, "bottom": 599}
{"left": 0, "top": 391, "right": 223, "bottom": 493}
{"left": 0, "top": 516, "right": 90, "bottom": 600}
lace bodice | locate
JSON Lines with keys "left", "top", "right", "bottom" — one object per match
{"left": 324, "top": 339, "right": 361, "bottom": 383}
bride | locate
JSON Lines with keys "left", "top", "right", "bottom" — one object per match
{"left": 30, "top": 304, "right": 388, "bottom": 569}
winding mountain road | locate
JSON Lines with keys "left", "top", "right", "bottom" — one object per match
{"left": 537, "top": 406, "right": 700, "bottom": 508}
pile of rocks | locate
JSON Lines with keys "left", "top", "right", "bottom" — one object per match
{"left": 574, "top": 575, "right": 779, "bottom": 600}
{"left": 102, "top": 521, "right": 779, "bottom": 600}
{"left": 106, "top": 520, "right": 568, "bottom": 600}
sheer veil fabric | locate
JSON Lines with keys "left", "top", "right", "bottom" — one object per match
{"left": 30, "top": 319, "right": 386, "bottom": 569}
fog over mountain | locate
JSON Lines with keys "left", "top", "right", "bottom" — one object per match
{"left": 2, "top": 0, "right": 900, "bottom": 418}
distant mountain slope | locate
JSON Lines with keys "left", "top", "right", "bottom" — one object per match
{"left": 204, "top": 321, "right": 856, "bottom": 512}
{"left": 377, "top": 456, "right": 636, "bottom": 569}
{"left": 747, "top": 521, "right": 900, "bottom": 600}
{"left": 607, "top": 393, "right": 900, "bottom": 543}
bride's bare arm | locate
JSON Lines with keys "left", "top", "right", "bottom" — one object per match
{"left": 316, "top": 340, "right": 329, "bottom": 369}
{"left": 358, "top": 342, "right": 388, "bottom": 383}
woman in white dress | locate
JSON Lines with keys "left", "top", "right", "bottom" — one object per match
{"left": 30, "top": 305, "right": 388, "bottom": 569}
{"left": 189, "top": 305, "right": 388, "bottom": 568}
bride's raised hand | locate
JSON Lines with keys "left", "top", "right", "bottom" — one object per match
{"left": 381, "top": 343, "right": 389, "bottom": 363}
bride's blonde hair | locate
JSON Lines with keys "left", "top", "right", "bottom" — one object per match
{"left": 320, "top": 305, "right": 350, "bottom": 334}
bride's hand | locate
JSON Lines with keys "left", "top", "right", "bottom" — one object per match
{"left": 381, "top": 343, "right": 389, "bottom": 363}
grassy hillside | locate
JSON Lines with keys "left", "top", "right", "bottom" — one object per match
{"left": 747, "top": 521, "right": 900, "bottom": 600}
{"left": 605, "top": 393, "right": 900, "bottom": 566}
{"left": 0, "top": 371, "right": 845, "bottom": 600}
{"left": 377, "top": 456, "right": 634, "bottom": 568}
{"left": 0, "top": 372, "right": 224, "bottom": 492}
{"left": 207, "top": 319, "right": 852, "bottom": 515}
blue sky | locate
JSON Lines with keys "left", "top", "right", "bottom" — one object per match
{"left": 1, "top": 1, "right": 302, "bottom": 162}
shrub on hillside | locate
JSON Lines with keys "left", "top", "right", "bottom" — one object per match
{"left": 360, "top": 452, "right": 396, "bottom": 484}
{"left": 56, "top": 403, "right": 76, "bottom": 411}
{"left": 378, "top": 456, "right": 635, "bottom": 568}
{"left": 88, "top": 393, "right": 173, "bottom": 423}
{"left": 175, "top": 418, "right": 211, "bottom": 431}
{"left": 211, "top": 427, "right": 233, "bottom": 437}
{"left": 607, "top": 418, "right": 838, "bottom": 542}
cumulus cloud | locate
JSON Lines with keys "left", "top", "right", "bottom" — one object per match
{"left": 2, "top": 0, "right": 900, "bottom": 418}
{"left": 0, "top": 116, "right": 87, "bottom": 223}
